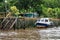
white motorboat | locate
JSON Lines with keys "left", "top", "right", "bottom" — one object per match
{"left": 35, "top": 18, "right": 54, "bottom": 27}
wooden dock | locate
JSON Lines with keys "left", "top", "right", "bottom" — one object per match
{"left": 0, "top": 17, "right": 18, "bottom": 30}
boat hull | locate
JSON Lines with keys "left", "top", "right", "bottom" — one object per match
{"left": 36, "top": 23, "right": 49, "bottom": 27}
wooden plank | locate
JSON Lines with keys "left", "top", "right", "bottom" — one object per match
{"left": 1, "top": 13, "right": 11, "bottom": 24}
{"left": 9, "top": 18, "right": 17, "bottom": 29}
{"left": 3, "top": 20, "right": 10, "bottom": 29}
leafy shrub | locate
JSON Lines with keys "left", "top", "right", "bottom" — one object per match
{"left": 10, "top": 6, "right": 20, "bottom": 17}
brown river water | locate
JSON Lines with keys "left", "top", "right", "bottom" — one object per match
{"left": 0, "top": 28, "right": 40, "bottom": 40}
{"left": 0, "top": 27, "right": 60, "bottom": 40}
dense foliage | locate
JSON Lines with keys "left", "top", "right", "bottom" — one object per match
{"left": 0, "top": 0, "right": 60, "bottom": 18}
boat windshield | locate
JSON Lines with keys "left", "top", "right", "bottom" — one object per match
{"left": 45, "top": 19, "right": 48, "bottom": 22}
{"left": 41, "top": 20, "right": 44, "bottom": 22}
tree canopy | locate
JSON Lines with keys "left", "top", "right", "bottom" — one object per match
{"left": 0, "top": 0, "right": 60, "bottom": 18}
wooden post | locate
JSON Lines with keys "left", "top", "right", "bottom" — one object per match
{"left": 15, "top": 17, "right": 17, "bottom": 30}
{"left": 14, "top": 17, "right": 17, "bottom": 30}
